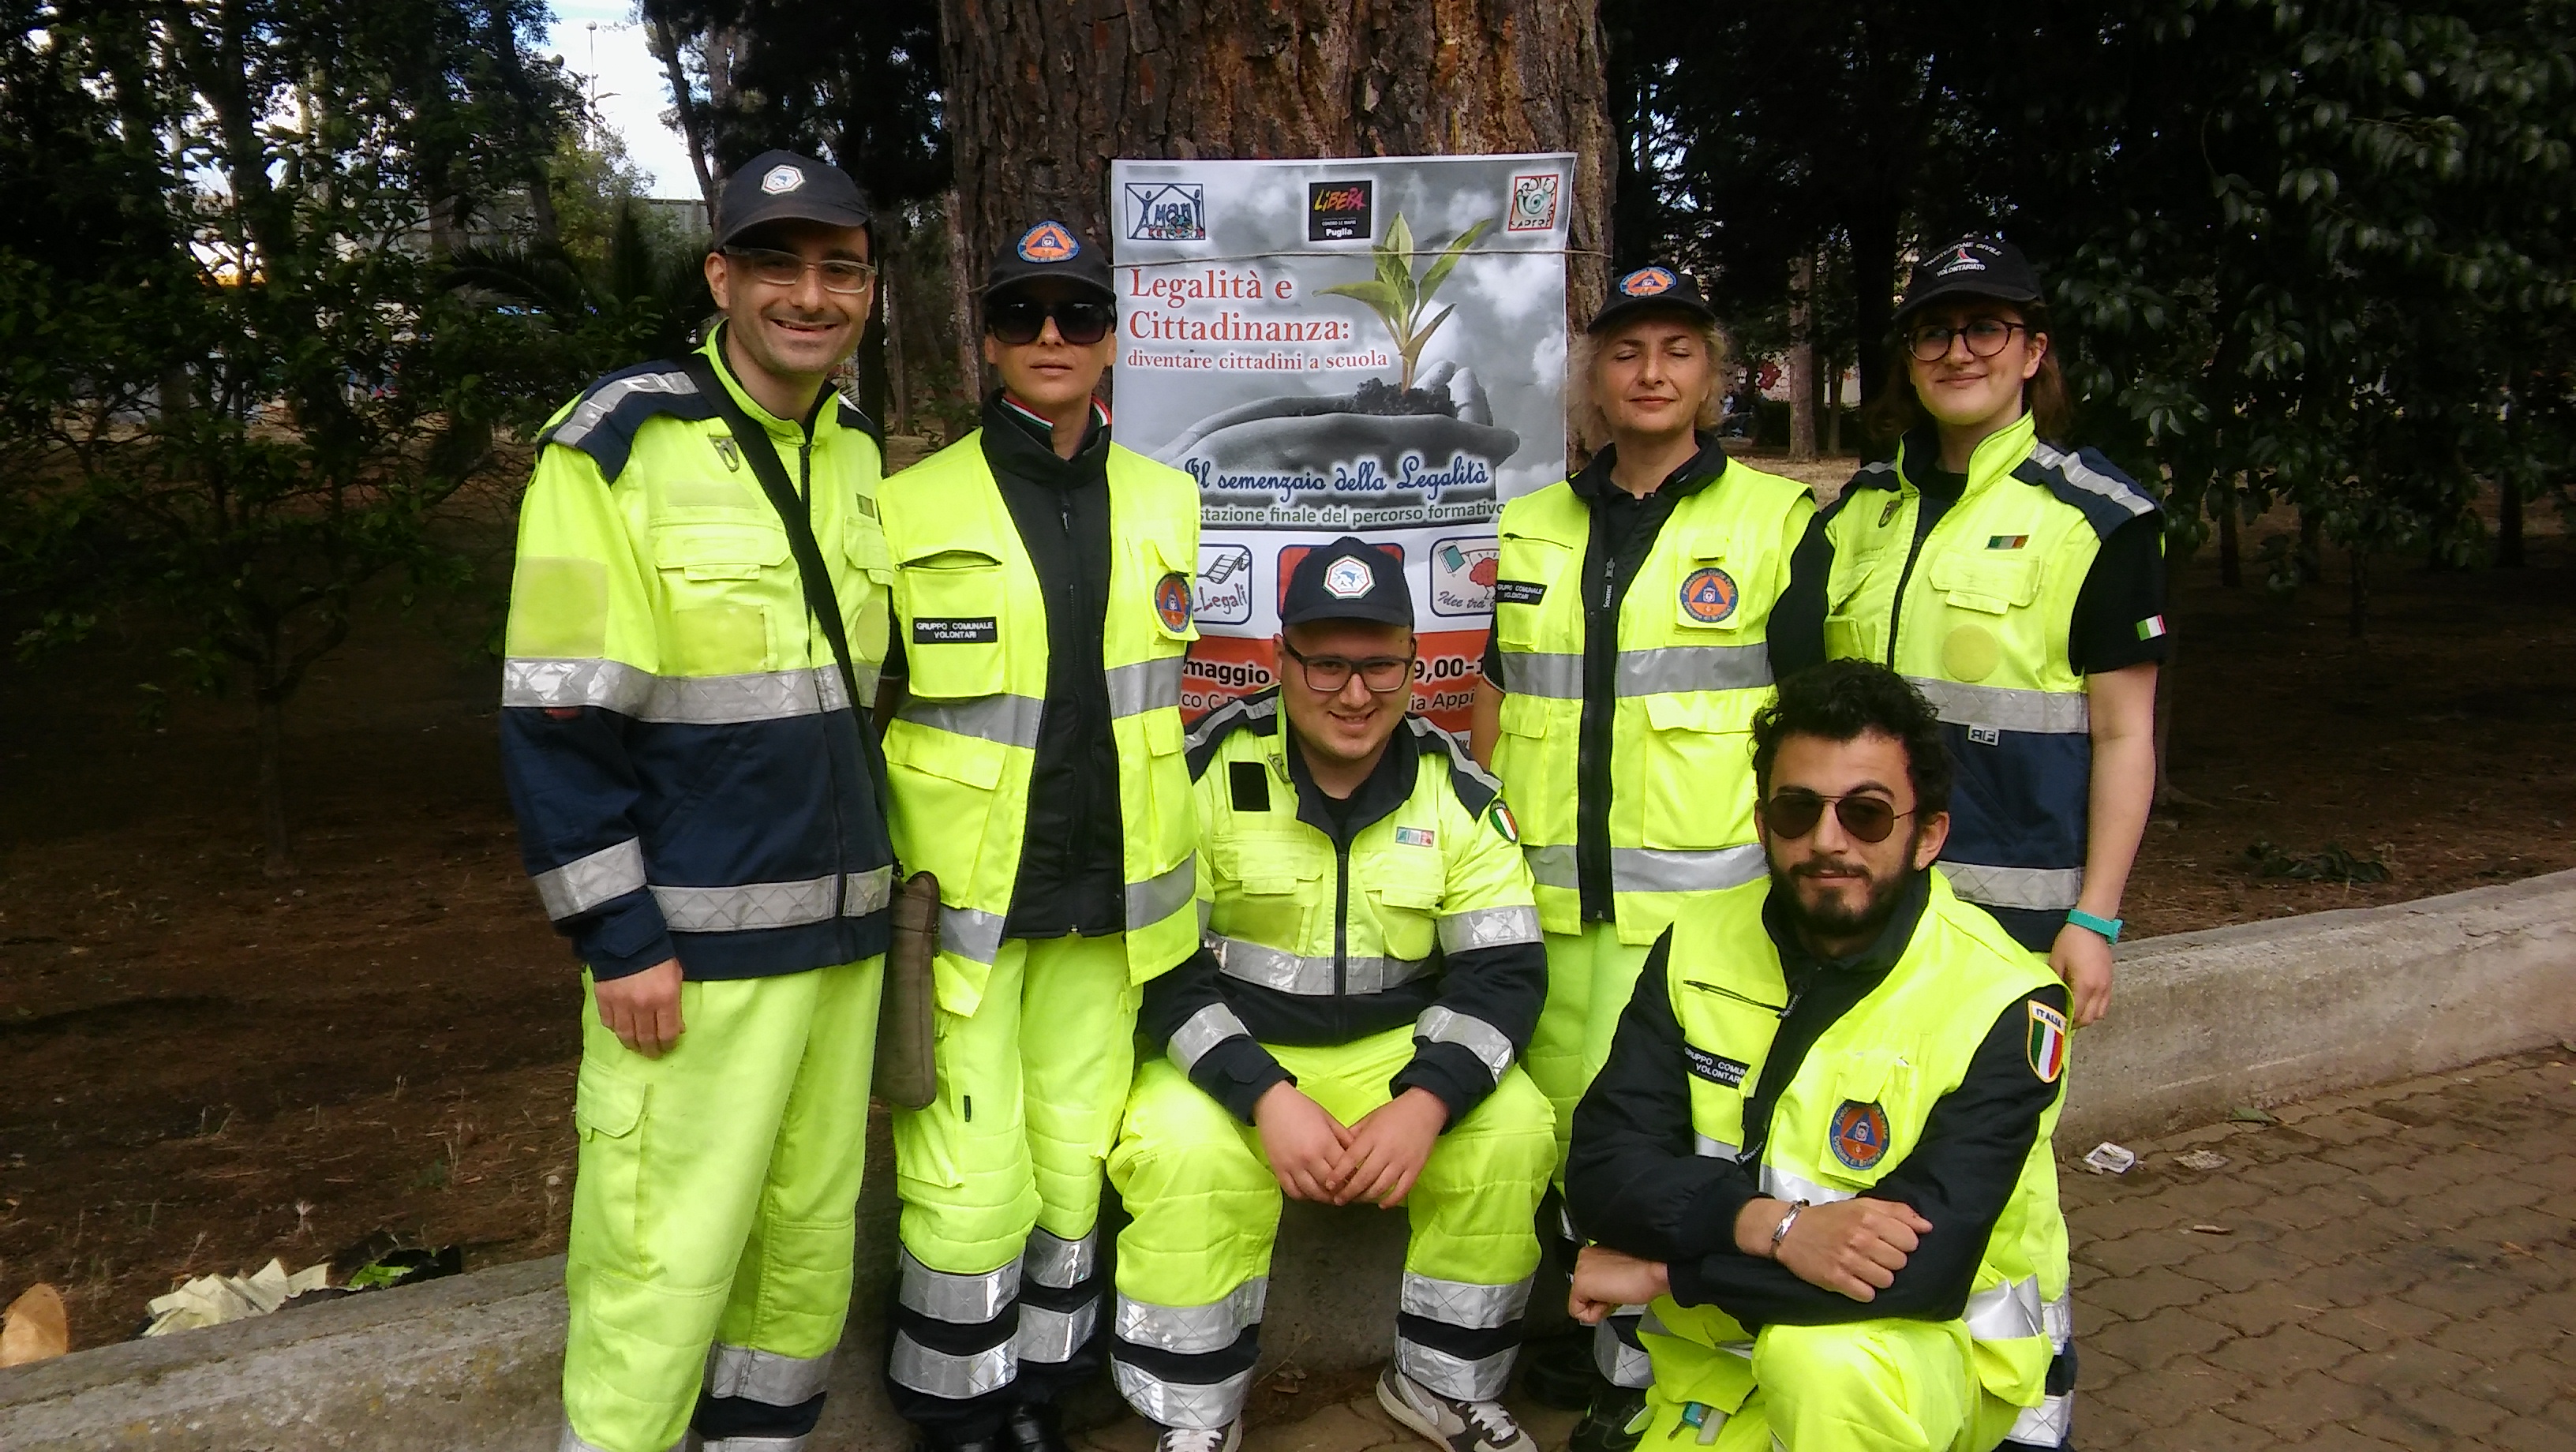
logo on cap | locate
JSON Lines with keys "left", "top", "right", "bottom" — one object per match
{"left": 760, "top": 164, "right": 804, "bottom": 195}
{"left": 1935, "top": 242, "right": 1989, "bottom": 276}
{"left": 1324, "top": 556, "right": 1375, "bottom": 600}
{"left": 1619, "top": 266, "right": 1678, "bottom": 297}
{"left": 1679, "top": 566, "right": 1739, "bottom": 624}
{"left": 1018, "top": 222, "right": 1080, "bottom": 263}
{"left": 1154, "top": 572, "right": 1193, "bottom": 634}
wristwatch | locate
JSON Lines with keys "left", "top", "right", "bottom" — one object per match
{"left": 2066, "top": 908, "right": 2123, "bottom": 944}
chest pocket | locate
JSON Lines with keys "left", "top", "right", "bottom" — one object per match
{"left": 1492, "top": 533, "right": 1574, "bottom": 653}
{"left": 899, "top": 549, "right": 1009, "bottom": 699}
{"left": 1678, "top": 975, "right": 1787, "bottom": 1156}
{"left": 1792, "top": 1044, "right": 1919, "bottom": 1193}
{"left": 651, "top": 519, "right": 789, "bottom": 675}
{"left": 1925, "top": 549, "right": 2043, "bottom": 617}
{"left": 1664, "top": 544, "right": 1758, "bottom": 637}
{"left": 1139, "top": 535, "right": 1201, "bottom": 648}
{"left": 1357, "top": 844, "right": 1443, "bottom": 962}
{"left": 1211, "top": 832, "right": 1323, "bottom": 951}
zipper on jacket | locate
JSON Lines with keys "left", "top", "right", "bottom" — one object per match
{"left": 1880, "top": 489, "right": 1932, "bottom": 670}
{"left": 1331, "top": 836, "right": 1353, "bottom": 997}
{"left": 1682, "top": 979, "right": 1788, "bottom": 1015}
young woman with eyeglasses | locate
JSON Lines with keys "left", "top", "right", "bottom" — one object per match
{"left": 1806, "top": 234, "right": 2168, "bottom": 1053}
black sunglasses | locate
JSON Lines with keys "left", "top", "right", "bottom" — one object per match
{"left": 1762, "top": 789, "right": 1915, "bottom": 844}
{"left": 987, "top": 297, "right": 1115, "bottom": 346}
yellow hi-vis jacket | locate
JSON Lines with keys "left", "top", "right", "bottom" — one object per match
{"left": 1488, "top": 464, "right": 1814, "bottom": 942}
{"left": 1821, "top": 411, "right": 2159, "bottom": 917}
{"left": 1634, "top": 874, "right": 2072, "bottom": 1442}
{"left": 878, "top": 432, "right": 1202, "bottom": 1016}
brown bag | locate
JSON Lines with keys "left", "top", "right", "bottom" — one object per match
{"left": 874, "top": 870, "right": 941, "bottom": 1110}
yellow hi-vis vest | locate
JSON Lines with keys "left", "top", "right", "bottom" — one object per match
{"left": 1821, "top": 410, "right": 2157, "bottom": 916}
{"left": 1488, "top": 466, "right": 1814, "bottom": 942}
{"left": 1643, "top": 873, "right": 2071, "bottom": 1431}
{"left": 878, "top": 432, "right": 1203, "bottom": 1016}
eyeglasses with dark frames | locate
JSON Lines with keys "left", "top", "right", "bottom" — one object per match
{"left": 1280, "top": 638, "right": 1414, "bottom": 694}
{"left": 1907, "top": 318, "right": 2027, "bottom": 362}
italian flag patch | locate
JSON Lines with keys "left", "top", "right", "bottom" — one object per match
{"left": 2027, "top": 1001, "right": 2070, "bottom": 1083}
{"left": 1488, "top": 799, "right": 1520, "bottom": 844}
{"left": 2136, "top": 615, "right": 2168, "bottom": 641}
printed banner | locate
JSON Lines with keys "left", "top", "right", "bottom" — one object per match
{"left": 1110, "top": 154, "right": 1573, "bottom": 731}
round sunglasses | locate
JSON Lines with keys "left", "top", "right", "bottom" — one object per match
{"left": 987, "top": 298, "right": 1115, "bottom": 346}
{"left": 1762, "top": 789, "right": 1915, "bottom": 844}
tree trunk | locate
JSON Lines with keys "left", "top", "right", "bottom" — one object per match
{"left": 2297, "top": 509, "right": 2324, "bottom": 584}
{"left": 1823, "top": 348, "right": 1844, "bottom": 456}
{"left": 934, "top": 0, "right": 1614, "bottom": 356}
{"left": 944, "top": 187, "right": 982, "bottom": 401}
{"left": 648, "top": 9, "right": 720, "bottom": 226}
{"left": 1787, "top": 252, "right": 1818, "bottom": 462}
{"left": 2348, "top": 545, "right": 2369, "bottom": 638}
{"left": 2499, "top": 477, "right": 2525, "bottom": 567}
{"left": 884, "top": 275, "right": 912, "bottom": 436}
{"left": 1846, "top": 193, "right": 1901, "bottom": 409}
{"left": 2217, "top": 492, "right": 2240, "bottom": 587}
{"left": 256, "top": 690, "right": 294, "bottom": 878}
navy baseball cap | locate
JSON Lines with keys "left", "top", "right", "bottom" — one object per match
{"left": 1282, "top": 537, "right": 1414, "bottom": 630}
{"left": 1896, "top": 236, "right": 2045, "bottom": 320}
{"left": 1588, "top": 264, "right": 1719, "bottom": 335}
{"left": 715, "top": 150, "right": 873, "bottom": 249}
{"left": 985, "top": 219, "right": 1114, "bottom": 302}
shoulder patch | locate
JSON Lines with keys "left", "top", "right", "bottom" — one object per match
{"left": 1406, "top": 716, "right": 1500, "bottom": 815}
{"left": 1185, "top": 690, "right": 1279, "bottom": 781}
{"left": 2027, "top": 1000, "right": 2069, "bottom": 1083}
{"left": 2018, "top": 441, "right": 2159, "bottom": 539}
{"left": 538, "top": 361, "right": 710, "bottom": 483}
{"left": 1227, "top": 758, "right": 1272, "bottom": 814}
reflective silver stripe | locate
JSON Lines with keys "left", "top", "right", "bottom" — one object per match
{"left": 1525, "top": 844, "right": 1578, "bottom": 889}
{"left": 1023, "top": 1226, "right": 1097, "bottom": 1289}
{"left": 701, "top": 1436, "right": 808, "bottom": 1452}
{"left": 1397, "top": 1338, "right": 1517, "bottom": 1401}
{"left": 2007, "top": 1392, "right": 2073, "bottom": 1446}
{"left": 2031, "top": 439, "right": 2156, "bottom": 518}
{"left": 705, "top": 1342, "right": 834, "bottom": 1405}
{"left": 1208, "top": 936, "right": 1432, "bottom": 996}
{"left": 1013, "top": 1299, "right": 1098, "bottom": 1364}
{"left": 534, "top": 839, "right": 646, "bottom": 919}
{"left": 1113, "top": 1281, "right": 1267, "bottom": 1354}
{"left": 1943, "top": 863, "right": 2085, "bottom": 913}
{"left": 1416, "top": 1007, "right": 1514, "bottom": 1083}
{"left": 653, "top": 875, "right": 855, "bottom": 932}
{"left": 1592, "top": 1322, "right": 1655, "bottom": 1389}
{"left": 900, "top": 693, "right": 1047, "bottom": 750}
{"left": 1106, "top": 657, "right": 1185, "bottom": 718}
{"left": 887, "top": 1330, "right": 1016, "bottom": 1400}
{"left": 1612, "top": 844, "right": 1766, "bottom": 896}
{"left": 1500, "top": 650, "right": 1582, "bottom": 699}
{"left": 1964, "top": 1276, "right": 2046, "bottom": 1342}
{"left": 1691, "top": 1133, "right": 1739, "bottom": 1161}
{"left": 898, "top": 1250, "right": 1020, "bottom": 1323}
{"left": 549, "top": 368, "right": 695, "bottom": 453}
{"left": 1618, "top": 644, "right": 1773, "bottom": 696}
{"left": 1127, "top": 855, "right": 1198, "bottom": 930}
{"left": 1637, "top": 1306, "right": 1672, "bottom": 1340}
{"left": 2042, "top": 1292, "right": 2072, "bottom": 1351}
{"left": 1168, "top": 1003, "right": 1252, "bottom": 1074}
{"left": 504, "top": 659, "right": 859, "bottom": 724}
{"left": 1437, "top": 904, "right": 1542, "bottom": 953}
{"left": 1718, "top": 1338, "right": 1754, "bottom": 1361}
{"left": 1111, "top": 1360, "right": 1256, "bottom": 1431}
{"left": 1758, "top": 1165, "right": 1854, "bottom": 1206}
{"left": 844, "top": 866, "right": 896, "bottom": 917}
{"left": 1906, "top": 676, "right": 2090, "bottom": 735}
{"left": 941, "top": 904, "right": 1008, "bottom": 966}
{"left": 1398, "top": 1273, "right": 1530, "bottom": 1330}
{"left": 554, "top": 1422, "right": 623, "bottom": 1452}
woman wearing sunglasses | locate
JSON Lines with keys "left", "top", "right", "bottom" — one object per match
{"left": 874, "top": 221, "right": 1205, "bottom": 1452}
{"left": 1814, "top": 235, "right": 2166, "bottom": 1038}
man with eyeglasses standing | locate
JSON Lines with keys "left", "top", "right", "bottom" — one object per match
{"left": 1563, "top": 660, "right": 2076, "bottom": 1451}
{"left": 502, "top": 149, "right": 893, "bottom": 1452}
{"left": 1107, "top": 538, "right": 1553, "bottom": 1452}
{"left": 874, "top": 221, "right": 1202, "bottom": 1452}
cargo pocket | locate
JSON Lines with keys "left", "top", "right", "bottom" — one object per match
{"left": 890, "top": 1024, "right": 967, "bottom": 1191}
{"left": 898, "top": 551, "right": 1009, "bottom": 699}
{"left": 1357, "top": 848, "right": 1443, "bottom": 962}
{"left": 571, "top": 1055, "right": 647, "bottom": 1271}
{"left": 653, "top": 520, "right": 792, "bottom": 675}
{"left": 1641, "top": 692, "right": 1759, "bottom": 850}
{"left": 1211, "top": 834, "right": 1324, "bottom": 953}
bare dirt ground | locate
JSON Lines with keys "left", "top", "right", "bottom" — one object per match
{"left": 3, "top": 446, "right": 2571, "bottom": 1349}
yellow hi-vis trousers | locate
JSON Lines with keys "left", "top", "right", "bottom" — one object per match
{"left": 1105, "top": 1024, "right": 1556, "bottom": 1429}
{"left": 562, "top": 958, "right": 882, "bottom": 1452}
{"left": 1638, "top": 1315, "right": 2029, "bottom": 1452}
{"left": 1526, "top": 923, "right": 1659, "bottom": 1390}
{"left": 886, "top": 934, "right": 1140, "bottom": 1437}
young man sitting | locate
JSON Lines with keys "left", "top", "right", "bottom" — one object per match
{"left": 1107, "top": 538, "right": 1556, "bottom": 1452}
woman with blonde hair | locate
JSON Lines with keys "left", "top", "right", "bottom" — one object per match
{"left": 1469, "top": 264, "right": 1825, "bottom": 1452}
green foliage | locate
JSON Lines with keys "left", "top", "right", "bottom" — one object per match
{"left": 1317, "top": 215, "right": 1494, "bottom": 393}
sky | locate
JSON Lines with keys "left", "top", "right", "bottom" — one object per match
{"left": 542, "top": 2, "right": 697, "bottom": 199}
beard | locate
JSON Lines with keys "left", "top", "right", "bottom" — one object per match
{"left": 1769, "top": 852, "right": 1920, "bottom": 947}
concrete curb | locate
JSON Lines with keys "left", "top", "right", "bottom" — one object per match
{"left": 8, "top": 870, "right": 2574, "bottom": 1450}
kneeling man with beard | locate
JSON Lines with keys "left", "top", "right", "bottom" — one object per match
{"left": 1562, "top": 661, "right": 2076, "bottom": 1452}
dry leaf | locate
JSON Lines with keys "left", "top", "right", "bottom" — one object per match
{"left": 2186, "top": 1224, "right": 2233, "bottom": 1236}
{"left": 1, "top": 1282, "right": 69, "bottom": 1367}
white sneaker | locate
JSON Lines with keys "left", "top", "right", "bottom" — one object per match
{"left": 1376, "top": 1366, "right": 1537, "bottom": 1452}
{"left": 1151, "top": 1420, "right": 1241, "bottom": 1452}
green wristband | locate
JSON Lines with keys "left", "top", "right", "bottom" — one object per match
{"left": 2066, "top": 908, "right": 2123, "bottom": 944}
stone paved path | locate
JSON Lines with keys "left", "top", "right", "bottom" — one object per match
{"left": 1075, "top": 1048, "right": 2576, "bottom": 1452}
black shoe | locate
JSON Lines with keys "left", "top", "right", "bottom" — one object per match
{"left": 1518, "top": 1329, "right": 1605, "bottom": 1412}
{"left": 919, "top": 1439, "right": 1006, "bottom": 1452}
{"left": 1003, "top": 1403, "right": 1070, "bottom": 1452}
{"left": 1567, "top": 1385, "right": 1649, "bottom": 1452}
